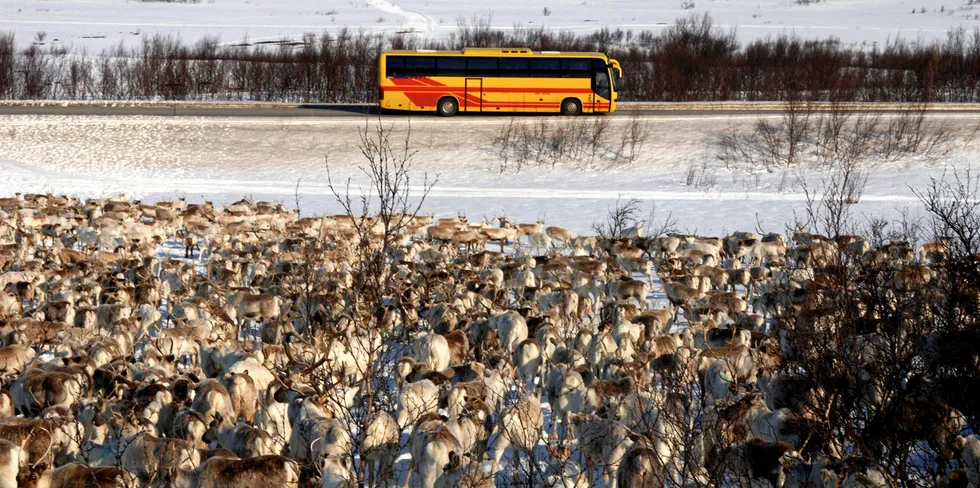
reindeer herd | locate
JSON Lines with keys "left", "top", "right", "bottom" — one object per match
{"left": 0, "top": 192, "right": 974, "bottom": 488}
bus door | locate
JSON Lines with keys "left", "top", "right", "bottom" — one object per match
{"left": 591, "top": 62, "right": 612, "bottom": 112}
{"left": 592, "top": 59, "right": 612, "bottom": 112}
{"left": 465, "top": 78, "right": 483, "bottom": 112}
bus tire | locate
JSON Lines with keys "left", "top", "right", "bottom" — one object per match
{"left": 437, "top": 97, "right": 459, "bottom": 117}
{"left": 560, "top": 98, "right": 582, "bottom": 116}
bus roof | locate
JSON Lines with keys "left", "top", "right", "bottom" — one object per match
{"left": 381, "top": 48, "right": 610, "bottom": 58}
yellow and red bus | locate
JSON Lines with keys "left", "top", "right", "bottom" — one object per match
{"left": 378, "top": 48, "right": 621, "bottom": 116}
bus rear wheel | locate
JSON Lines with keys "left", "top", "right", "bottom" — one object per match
{"left": 437, "top": 97, "right": 459, "bottom": 117}
{"left": 560, "top": 98, "right": 582, "bottom": 116}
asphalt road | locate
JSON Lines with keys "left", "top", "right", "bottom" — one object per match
{"left": 0, "top": 104, "right": 977, "bottom": 118}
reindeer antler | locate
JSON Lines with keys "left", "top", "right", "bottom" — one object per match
{"left": 29, "top": 425, "right": 54, "bottom": 470}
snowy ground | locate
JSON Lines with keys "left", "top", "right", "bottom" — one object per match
{"left": 1, "top": 112, "right": 977, "bottom": 238}
{"left": 0, "top": 0, "right": 977, "bottom": 50}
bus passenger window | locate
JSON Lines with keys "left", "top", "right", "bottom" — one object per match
{"left": 385, "top": 56, "right": 405, "bottom": 77}
{"left": 436, "top": 57, "right": 466, "bottom": 76}
{"left": 560, "top": 59, "right": 591, "bottom": 78}
{"left": 404, "top": 57, "right": 436, "bottom": 76}
{"left": 467, "top": 58, "right": 498, "bottom": 77}
{"left": 499, "top": 58, "right": 530, "bottom": 77}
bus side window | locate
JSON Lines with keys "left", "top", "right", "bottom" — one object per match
{"left": 437, "top": 57, "right": 466, "bottom": 76}
{"left": 467, "top": 57, "right": 498, "bottom": 77}
{"left": 560, "top": 59, "right": 591, "bottom": 78}
{"left": 404, "top": 56, "right": 436, "bottom": 76}
{"left": 386, "top": 56, "right": 405, "bottom": 77}
{"left": 529, "top": 58, "right": 560, "bottom": 78}
{"left": 499, "top": 57, "right": 530, "bottom": 77}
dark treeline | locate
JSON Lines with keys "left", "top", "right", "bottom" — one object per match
{"left": 0, "top": 14, "right": 978, "bottom": 103}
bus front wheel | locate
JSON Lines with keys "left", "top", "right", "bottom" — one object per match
{"left": 437, "top": 97, "right": 459, "bottom": 117}
{"left": 560, "top": 98, "right": 582, "bottom": 116}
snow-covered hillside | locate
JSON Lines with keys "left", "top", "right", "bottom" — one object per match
{"left": 0, "top": 0, "right": 977, "bottom": 50}
{"left": 0, "top": 112, "right": 976, "bottom": 237}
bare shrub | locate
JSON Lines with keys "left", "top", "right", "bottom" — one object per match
{"left": 587, "top": 115, "right": 611, "bottom": 162}
{"left": 783, "top": 98, "right": 816, "bottom": 166}
{"left": 716, "top": 99, "right": 817, "bottom": 171}
{"left": 865, "top": 207, "right": 924, "bottom": 248}
{"left": 320, "top": 117, "right": 437, "bottom": 484}
{"left": 722, "top": 101, "right": 955, "bottom": 176}
{"left": 593, "top": 197, "right": 676, "bottom": 240}
{"left": 616, "top": 111, "right": 651, "bottom": 165}
{"left": 966, "top": 117, "right": 980, "bottom": 146}
{"left": 817, "top": 100, "right": 851, "bottom": 157}
{"left": 593, "top": 197, "right": 645, "bottom": 240}
{"left": 716, "top": 121, "right": 785, "bottom": 172}
{"left": 814, "top": 100, "right": 882, "bottom": 166}
{"left": 913, "top": 167, "right": 980, "bottom": 256}
{"left": 685, "top": 158, "right": 717, "bottom": 190}
{"left": 489, "top": 118, "right": 519, "bottom": 174}
{"left": 880, "top": 103, "right": 954, "bottom": 159}
{"left": 793, "top": 160, "right": 867, "bottom": 239}
{"left": 489, "top": 116, "right": 617, "bottom": 172}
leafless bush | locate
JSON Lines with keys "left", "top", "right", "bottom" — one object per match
{"left": 815, "top": 101, "right": 884, "bottom": 167}
{"left": 489, "top": 117, "right": 618, "bottom": 172}
{"left": 587, "top": 115, "right": 611, "bottom": 162}
{"left": 319, "top": 116, "right": 437, "bottom": 484}
{"left": 783, "top": 98, "right": 816, "bottom": 166}
{"left": 722, "top": 101, "right": 956, "bottom": 176}
{"left": 685, "top": 158, "right": 717, "bottom": 190}
{"left": 489, "top": 118, "right": 519, "bottom": 174}
{"left": 716, "top": 121, "right": 786, "bottom": 172}
{"left": 615, "top": 111, "right": 651, "bottom": 165}
{"left": 880, "top": 103, "right": 954, "bottom": 159}
{"left": 593, "top": 197, "right": 645, "bottom": 240}
{"left": 768, "top": 164, "right": 980, "bottom": 487}
{"left": 864, "top": 207, "right": 924, "bottom": 248}
{"left": 793, "top": 160, "right": 867, "bottom": 239}
{"left": 716, "top": 99, "right": 817, "bottom": 171}
{"left": 817, "top": 100, "right": 852, "bottom": 157}
{"left": 593, "top": 197, "right": 677, "bottom": 240}
{"left": 965, "top": 117, "right": 980, "bottom": 147}
{"left": 913, "top": 167, "right": 980, "bottom": 256}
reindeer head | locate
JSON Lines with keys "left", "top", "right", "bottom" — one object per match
{"left": 17, "top": 462, "right": 47, "bottom": 488}
{"left": 202, "top": 415, "right": 223, "bottom": 444}
{"left": 443, "top": 451, "right": 463, "bottom": 473}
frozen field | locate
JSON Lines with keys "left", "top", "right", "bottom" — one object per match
{"left": 0, "top": 112, "right": 976, "bottom": 237}
{"left": 0, "top": 0, "right": 977, "bottom": 50}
